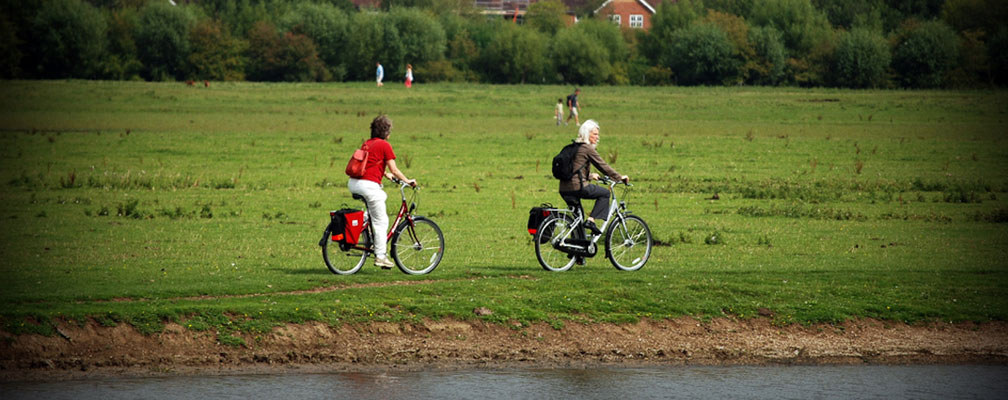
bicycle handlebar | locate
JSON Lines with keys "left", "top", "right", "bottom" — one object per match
{"left": 389, "top": 176, "right": 418, "bottom": 189}
{"left": 596, "top": 175, "right": 632, "bottom": 187}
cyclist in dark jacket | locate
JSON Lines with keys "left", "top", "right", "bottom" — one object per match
{"left": 558, "top": 119, "right": 629, "bottom": 235}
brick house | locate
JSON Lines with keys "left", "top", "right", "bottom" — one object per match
{"left": 593, "top": 0, "right": 664, "bottom": 30}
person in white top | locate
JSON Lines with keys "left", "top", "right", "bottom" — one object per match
{"left": 404, "top": 64, "right": 413, "bottom": 88}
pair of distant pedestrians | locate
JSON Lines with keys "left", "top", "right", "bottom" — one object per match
{"left": 555, "top": 88, "right": 582, "bottom": 126}
{"left": 376, "top": 63, "right": 413, "bottom": 88}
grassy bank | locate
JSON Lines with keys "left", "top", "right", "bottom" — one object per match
{"left": 1, "top": 81, "right": 1006, "bottom": 343}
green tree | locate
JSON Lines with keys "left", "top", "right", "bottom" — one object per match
{"left": 942, "top": 0, "right": 1008, "bottom": 36}
{"left": 480, "top": 23, "right": 549, "bottom": 83}
{"left": 703, "top": 10, "right": 754, "bottom": 84}
{"left": 831, "top": 28, "right": 890, "bottom": 88}
{"left": 0, "top": 14, "right": 22, "bottom": 78}
{"left": 388, "top": 7, "right": 447, "bottom": 68}
{"left": 577, "top": 18, "right": 629, "bottom": 64}
{"left": 748, "top": 26, "right": 787, "bottom": 85}
{"left": 748, "top": 0, "right": 832, "bottom": 57}
{"left": 28, "top": 0, "right": 107, "bottom": 78}
{"left": 102, "top": 8, "right": 143, "bottom": 80}
{"left": 135, "top": 1, "right": 194, "bottom": 81}
{"left": 891, "top": 20, "right": 959, "bottom": 88}
{"left": 644, "top": 0, "right": 707, "bottom": 64}
{"left": 188, "top": 19, "right": 246, "bottom": 81}
{"left": 279, "top": 2, "right": 350, "bottom": 81}
{"left": 553, "top": 26, "right": 611, "bottom": 84}
{"left": 526, "top": 0, "right": 568, "bottom": 35}
{"left": 662, "top": 23, "right": 739, "bottom": 85}
{"left": 990, "top": 27, "right": 1008, "bottom": 85}
{"left": 813, "top": 0, "right": 886, "bottom": 31}
{"left": 344, "top": 12, "right": 403, "bottom": 81}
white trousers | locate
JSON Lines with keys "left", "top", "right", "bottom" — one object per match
{"left": 347, "top": 178, "right": 388, "bottom": 258}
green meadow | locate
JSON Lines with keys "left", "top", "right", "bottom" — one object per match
{"left": 1, "top": 80, "right": 1006, "bottom": 342}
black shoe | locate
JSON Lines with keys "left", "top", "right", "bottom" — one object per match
{"left": 575, "top": 257, "right": 585, "bottom": 265}
{"left": 583, "top": 221, "right": 602, "bottom": 235}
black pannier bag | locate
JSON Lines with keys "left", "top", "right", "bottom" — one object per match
{"left": 326, "top": 208, "right": 364, "bottom": 247}
{"left": 527, "top": 203, "right": 554, "bottom": 243}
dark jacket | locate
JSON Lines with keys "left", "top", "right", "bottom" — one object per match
{"left": 558, "top": 144, "right": 621, "bottom": 192}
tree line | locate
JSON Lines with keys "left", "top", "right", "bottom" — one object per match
{"left": 2, "top": 0, "right": 1006, "bottom": 88}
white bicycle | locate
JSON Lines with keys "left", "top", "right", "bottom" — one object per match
{"left": 534, "top": 176, "right": 653, "bottom": 272}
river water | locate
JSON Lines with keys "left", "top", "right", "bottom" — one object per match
{"left": 2, "top": 365, "right": 1006, "bottom": 399}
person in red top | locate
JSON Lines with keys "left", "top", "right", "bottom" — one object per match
{"left": 347, "top": 115, "right": 416, "bottom": 269}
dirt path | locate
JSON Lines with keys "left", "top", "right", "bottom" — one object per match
{"left": 2, "top": 317, "right": 1006, "bottom": 380}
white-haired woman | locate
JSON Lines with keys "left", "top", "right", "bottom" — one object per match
{"left": 558, "top": 119, "right": 629, "bottom": 238}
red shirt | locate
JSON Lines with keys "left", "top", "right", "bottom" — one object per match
{"left": 361, "top": 138, "right": 395, "bottom": 184}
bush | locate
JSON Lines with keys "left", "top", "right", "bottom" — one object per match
{"left": 661, "top": 23, "right": 739, "bottom": 85}
{"left": 245, "top": 21, "right": 328, "bottom": 82}
{"left": 415, "top": 59, "right": 474, "bottom": 82}
{"left": 188, "top": 19, "right": 246, "bottom": 81}
{"left": 832, "top": 28, "right": 890, "bottom": 88}
{"left": 891, "top": 20, "right": 959, "bottom": 88}
{"left": 28, "top": 0, "right": 107, "bottom": 78}
{"left": 135, "top": 1, "right": 193, "bottom": 81}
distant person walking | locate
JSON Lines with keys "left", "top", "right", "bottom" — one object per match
{"left": 404, "top": 64, "right": 413, "bottom": 88}
{"left": 376, "top": 62, "right": 384, "bottom": 87}
{"left": 565, "top": 88, "right": 581, "bottom": 126}
{"left": 555, "top": 98, "right": 564, "bottom": 126}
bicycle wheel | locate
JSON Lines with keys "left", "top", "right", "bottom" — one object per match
{"left": 322, "top": 228, "right": 369, "bottom": 275}
{"left": 390, "top": 217, "right": 444, "bottom": 275}
{"left": 535, "top": 215, "right": 577, "bottom": 272}
{"left": 605, "top": 214, "right": 652, "bottom": 271}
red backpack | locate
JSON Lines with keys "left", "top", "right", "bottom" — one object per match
{"left": 345, "top": 141, "right": 369, "bottom": 178}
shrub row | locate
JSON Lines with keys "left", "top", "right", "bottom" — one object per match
{"left": 1, "top": 0, "right": 1005, "bottom": 87}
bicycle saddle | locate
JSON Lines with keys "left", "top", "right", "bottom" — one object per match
{"left": 352, "top": 194, "right": 365, "bottom": 201}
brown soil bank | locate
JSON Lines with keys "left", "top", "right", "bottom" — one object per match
{"left": 2, "top": 317, "right": 1007, "bottom": 379}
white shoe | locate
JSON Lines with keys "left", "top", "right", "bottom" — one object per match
{"left": 375, "top": 256, "right": 394, "bottom": 269}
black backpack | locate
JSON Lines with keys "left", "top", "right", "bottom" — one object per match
{"left": 552, "top": 142, "right": 584, "bottom": 180}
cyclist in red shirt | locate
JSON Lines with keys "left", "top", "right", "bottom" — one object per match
{"left": 347, "top": 115, "right": 416, "bottom": 269}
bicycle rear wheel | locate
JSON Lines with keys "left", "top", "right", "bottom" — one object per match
{"left": 605, "top": 214, "right": 652, "bottom": 271}
{"left": 391, "top": 217, "right": 444, "bottom": 275}
{"left": 534, "top": 215, "right": 577, "bottom": 272}
{"left": 322, "top": 228, "right": 369, "bottom": 275}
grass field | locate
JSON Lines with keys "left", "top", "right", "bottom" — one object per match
{"left": 1, "top": 80, "right": 1006, "bottom": 343}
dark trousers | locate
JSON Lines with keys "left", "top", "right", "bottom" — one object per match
{"left": 560, "top": 184, "right": 610, "bottom": 221}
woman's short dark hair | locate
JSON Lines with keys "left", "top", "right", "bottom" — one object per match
{"left": 370, "top": 115, "right": 392, "bottom": 139}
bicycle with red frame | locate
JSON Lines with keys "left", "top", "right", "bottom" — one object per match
{"left": 320, "top": 177, "right": 444, "bottom": 275}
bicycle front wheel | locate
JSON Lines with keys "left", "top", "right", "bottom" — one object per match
{"left": 322, "top": 228, "right": 369, "bottom": 275}
{"left": 605, "top": 214, "right": 652, "bottom": 271}
{"left": 391, "top": 217, "right": 444, "bottom": 275}
{"left": 534, "top": 215, "right": 577, "bottom": 272}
